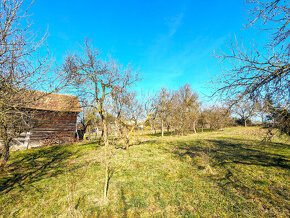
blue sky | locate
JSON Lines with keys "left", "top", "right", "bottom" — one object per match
{"left": 26, "top": 0, "right": 267, "bottom": 102}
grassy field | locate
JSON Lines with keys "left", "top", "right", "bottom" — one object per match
{"left": 0, "top": 127, "right": 289, "bottom": 217}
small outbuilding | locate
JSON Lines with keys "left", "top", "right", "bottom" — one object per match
{"left": 13, "top": 91, "right": 82, "bottom": 149}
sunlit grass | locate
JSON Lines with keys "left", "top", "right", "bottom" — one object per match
{"left": 0, "top": 127, "right": 289, "bottom": 217}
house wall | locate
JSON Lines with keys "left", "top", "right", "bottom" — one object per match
{"left": 12, "top": 110, "right": 78, "bottom": 150}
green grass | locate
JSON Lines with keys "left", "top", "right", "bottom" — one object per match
{"left": 0, "top": 127, "right": 289, "bottom": 217}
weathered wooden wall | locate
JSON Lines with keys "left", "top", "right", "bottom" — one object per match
{"left": 12, "top": 110, "right": 78, "bottom": 149}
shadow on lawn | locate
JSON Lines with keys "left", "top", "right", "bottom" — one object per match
{"left": 169, "top": 138, "right": 289, "bottom": 169}
{"left": 120, "top": 186, "right": 129, "bottom": 218}
{"left": 0, "top": 145, "right": 80, "bottom": 194}
{"left": 166, "top": 137, "right": 290, "bottom": 213}
{"left": 208, "top": 138, "right": 289, "bottom": 169}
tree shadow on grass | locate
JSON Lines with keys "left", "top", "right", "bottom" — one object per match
{"left": 207, "top": 138, "right": 289, "bottom": 169}
{"left": 167, "top": 138, "right": 289, "bottom": 169}
{"left": 0, "top": 145, "right": 80, "bottom": 194}
{"left": 120, "top": 186, "right": 129, "bottom": 218}
{"left": 164, "top": 137, "right": 290, "bottom": 214}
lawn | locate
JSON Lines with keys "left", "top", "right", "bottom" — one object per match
{"left": 0, "top": 127, "right": 289, "bottom": 217}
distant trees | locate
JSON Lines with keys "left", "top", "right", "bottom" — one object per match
{"left": 78, "top": 106, "right": 99, "bottom": 140}
{"left": 213, "top": 0, "right": 289, "bottom": 135}
{"left": 201, "top": 106, "right": 232, "bottom": 130}
{"left": 175, "top": 84, "right": 200, "bottom": 135}
{"left": 264, "top": 95, "right": 290, "bottom": 136}
{"left": 232, "top": 97, "right": 258, "bottom": 127}
{"left": 268, "top": 107, "right": 290, "bottom": 136}
{"left": 147, "top": 84, "right": 234, "bottom": 135}
{"left": 155, "top": 88, "right": 172, "bottom": 137}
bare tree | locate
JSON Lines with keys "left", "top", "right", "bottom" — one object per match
{"left": 213, "top": 0, "right": 289, "bottom": 108}
{"left": 203, "top": 106, "right": 233, "bottom": 130}
{"left": 111, "top": 90, "right": 143, "bottom": 149}
{"left": 255, "top": 94, "right": 275, "bottom": 123}
{"left": 61, "top": 39, "right": 139, "bottom": 200}
{"left": 0, "top": 0, "right": 53, "bottom": 168}
{"left": 212, "top": 0, "right": 289, "bottom": 135}
{"left": 155, "top": 88, "right": 172, "bottom": 137}
{"left": 232, "top": 97, "right": 258, "bottom": 127}
{"left": 143, "top": 93, "right": 159, "bottom": 134}
{"left": 246, "top": 0, "right": 289, "bottom": 48}
{"left": 170, "top": 84, "right": 199, "bottom": 135}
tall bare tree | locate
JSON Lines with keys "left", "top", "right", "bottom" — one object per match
{"left": 0, "top": 0, "right": 53, "bottom": 168}
{"left": 213, "top": 0, "right": 289, "bottom": 135}
{"left": 61, "top": 40, "right": 139, "bottom": 200}
{"left": 155, "top": 88, "right": 172, "bottom": 137}
{"left": 171, "top": 84, "right": 199, "bottom": 135}
{"left": 213, "top": 0, "right": 289, "bottom": 107}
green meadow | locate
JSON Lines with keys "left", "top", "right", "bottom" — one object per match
{"left": 0, "top": 127, "right": 289, "bottom": 217}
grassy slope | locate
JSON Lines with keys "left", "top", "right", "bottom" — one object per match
{"left": 0, "top": 127, "right": 289, "bottom": 217}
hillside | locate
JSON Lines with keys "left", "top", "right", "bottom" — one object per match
{"left": 0, "top": 127, "right": 289, "bottom": 217}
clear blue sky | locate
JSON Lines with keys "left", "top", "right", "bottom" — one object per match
{"left": 26, "top": 0, "right": 266, "bottom": 101}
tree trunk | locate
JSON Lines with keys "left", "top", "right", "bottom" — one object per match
{"left": 193, "top": 120, "right": 197, "bottom": 134}
{"left": 181, "top": 124, "right": 184, "bottom": 136}
{"left": 98, "top": 129, "right": 104, "bottom": 145}
{"left": 102, "top": 117, "right": 109, "bottom": 201}
{"left": 125, "top": 136, "right": 129, "bottom": 150}
{"left": 95, "top": 127, "right": 98, "bottom": 140}
{"left": 244, "top": 119, "right": 247, "bottom": 127}
{"left": 161, "top": 120, "right": 164, "bottom": 137}
{"left": 150, "top": 121, "right": 154, "bottom": 134}
{"left": 0, "top": 142, "right": 10, "bottom": 169}
{"left": 114, "top": 121, "right": 120, "bottom": 138}
{"left": 88, "top": 126, "right": 91, "bottom": 141}
{"left": 104, "top": 156, "right": 109, "bottom": 200}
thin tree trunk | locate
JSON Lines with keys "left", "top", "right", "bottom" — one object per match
{"left": 114, "top": 121, "right": 120, "bottom": 138}
{"left": 0, "top": 142, "right": 10, "bottom": 169}
{"left": 161, "top": 120, "right": 164, "bottom": 137}
{"left": 98, "top": 129, "right": 104, "bottom": 145}
{"left": 125, "top": 136, "right": 129, "bottom": 150}
{"left": 244, "top": 119, "right": 247, "bottom": 127}
{"left": 150, "top": 121, "right": 154, "bottom": 134}
{"left": 102, "top": 117, "right": 109, "bottom": 201}
{"left": 181, "top": 124, "right": 184, "bottom": 136}
{"left": 88, "top": 126, "right": 91, "bottom": 141}
{"left": 193, "top": 120, "right": 197, "bottom": 134}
